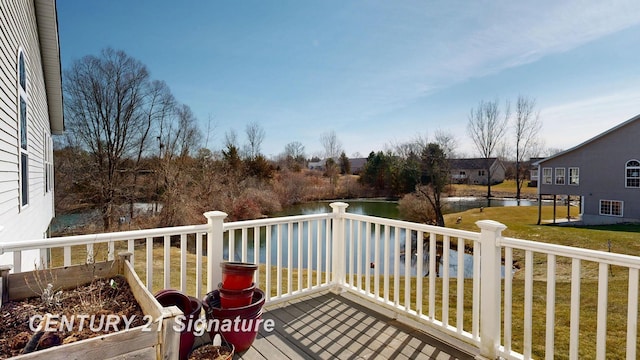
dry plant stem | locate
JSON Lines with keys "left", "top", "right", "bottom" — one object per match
{"left": 24, "top": 261, "right": 63, "bottom": 311}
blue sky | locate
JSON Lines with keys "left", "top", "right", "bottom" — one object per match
{"left": 57, "top": 1, "right": 640, "bottom": 159}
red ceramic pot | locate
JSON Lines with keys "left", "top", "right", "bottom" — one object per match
{"left": 218, "top": 282, "right": 256, "bottom": 309}
{"left": 202, "top": 289, "right": 265, "bottom": 353}
{"left": 155, "top": 290, "right": 202, "bottom": 360}
{"left": 220, "top": 262, "right": 258, "bottom": 290}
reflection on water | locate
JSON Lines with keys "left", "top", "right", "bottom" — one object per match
{"left": 224, "top": 214, "right": 508, "bottom": 278}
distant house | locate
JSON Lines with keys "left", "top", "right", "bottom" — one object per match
{"left": 536, "top": 114, "right": 640, "bottom": 225}
{"left": 348, "top": 158, "right": 367, "bottom": 175}
{"left": 308, "top": 159, "right": 325, "bottom": 171}
{"left": 449, "top": 158, "right": 506, "bottom": 185}
{"left": 0, "top": 0, "right": 64, "bottom": 269}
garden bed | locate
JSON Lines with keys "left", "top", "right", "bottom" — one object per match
{"left": 0, "top": 254, "right": 181, "bottom": 359}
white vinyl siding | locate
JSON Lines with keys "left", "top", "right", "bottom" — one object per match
{"left": 599, "top": 200, "right": 623, "bottom": 217}
{"left": 0, "top": 0, "right": 56, "bottom": 266}
{"left": 569, "top": 167, "right": 579, "bottom": 185}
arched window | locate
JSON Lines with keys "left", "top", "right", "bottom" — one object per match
{"left": 18, "top": 49, "right": 28, "bottom": 207}
{"left": 626, "top": 160, "right": 640, "bottom": 188}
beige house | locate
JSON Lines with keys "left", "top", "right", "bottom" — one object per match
{"left": 449, "top": 158, "right": 506, "bottom": 185}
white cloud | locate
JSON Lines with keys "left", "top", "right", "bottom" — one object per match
{"left": 539, "top": 90, "right": 640, "bottom": 150}
{"left": 436, "top": 1, "right": 640, "bottom": 82}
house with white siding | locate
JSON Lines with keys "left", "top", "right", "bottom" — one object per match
{"left": 536, "top": 114, "right": 640, "bottom": 225}
{"left": 0, "top": 0, "right": 63, "bottom": 270}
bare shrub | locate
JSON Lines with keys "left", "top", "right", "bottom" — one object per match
{"left": 398, "top": 192, "right": 436, "bottom": 224}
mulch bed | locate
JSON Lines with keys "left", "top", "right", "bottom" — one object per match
{"left": 0, "top": 275, "right": 145, "bottom": 359}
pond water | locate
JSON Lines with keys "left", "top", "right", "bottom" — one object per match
{"left": 54, "top": 198, "right": 525, "bottom": 277}
{"left": 227, "top": 199, "right": 517, "bottom": 278}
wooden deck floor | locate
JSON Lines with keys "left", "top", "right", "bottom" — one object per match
{"left": 230, "top": 292, "right": 475, "bottom": 360}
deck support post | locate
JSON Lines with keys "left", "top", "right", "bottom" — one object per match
{"left": 330, "top": 202, "right": 349, "bottom": 293}
{"left": 0, "top": 265, "right": 12, "bottom": 306}
{"left": 476, "top": 220, "right": 507, "bottom": 360}
{"left": 204, "top": 211, "right": 228, "bottom": 293}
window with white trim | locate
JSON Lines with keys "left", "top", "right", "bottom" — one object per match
{"left": 542, "top": 167, "right": 552, "bottom": 184}
{"left": 18, "top": 49, "right": 28, "bottom": 207}
{"left": 569, "top": 167, "right": 579, "bottom": 185}
{"left": 626, "top": 160, "right": 640, "bottom": 188}
{"left": 555, "top": 168, "right": 565, "bottom": 185}
{"left": 600, "top": 200, "right": 623, "bottom": 217}
{"left": 44, "top": 131, "right": 53, "bottom": 193}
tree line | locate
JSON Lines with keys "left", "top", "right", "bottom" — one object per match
{"left": 56, "top": 48, "right": 545, "bottom": 232}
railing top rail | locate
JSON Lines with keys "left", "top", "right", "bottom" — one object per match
{"left": 342, "top": 213, "right": 481, "bottom": 240}
{"left": 223, "top": 213, "right": 332, "bottom": 230}
{"left": 502, "top": 236, "right": 640, "bottom": 269}
{"left": 0, "top": 224, "right": 210, "bottom": 254}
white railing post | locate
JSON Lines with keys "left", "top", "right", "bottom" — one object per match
{"left": 476, "top": 220, "right": 507, "bottom": 360}
{"left": 204, "top": 211, "right": 228, "bottom": 294}
{"left": 330, "top": 202, "right": 348, "bottom": 292}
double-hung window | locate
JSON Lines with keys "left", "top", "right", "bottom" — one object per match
{"left": 542, "top": 168, "right": 552, "bottom": 185}
{"left": 569, "top": 167, "right": 579, "bottom": 185}
{"left": 555, "top": 168, "right": 565, "bottom": 185}
{"left": 18, "top": 50, "right": 28, "bottom": 207}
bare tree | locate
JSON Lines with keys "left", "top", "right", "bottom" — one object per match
{"left": 224, "top": 129, "right": 238, "bottom": 150}
{"left": 320, "top": 130, "right": 343, "bottom": 160}
{"left": 513, "top": 95, "right": 542, "bottom": 201}
{"left": 283, "top": 141, "right": 306, "bottom": 170}
{"left": 130, "top": 80, "right": 175, "bottom": 219}
{"left": 467, "top": 99, "right": 510, "bottom": 198}
{"left": 244, "top": 121, "right": 265, "bottom": 160}
{"left": 160, "top": 104, "right": 202, "bottom": 160}
{"left": 433, "top": 129, "right": 458, "bottom": 159}
{"left": 284, "top": 141, "right": 305, "bottom": 159}
{"left": 64, "top": 48, "right": 160, "bottom": 229}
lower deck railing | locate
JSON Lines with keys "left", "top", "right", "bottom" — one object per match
{"left": 1, "top": 202, "right": 639, "bottom": 359}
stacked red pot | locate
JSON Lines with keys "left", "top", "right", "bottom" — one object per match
{"left": 203, "top": 261, "right": 265, "bottom": 353}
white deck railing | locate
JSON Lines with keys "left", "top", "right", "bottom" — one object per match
{"left": 1, "top": 202, "right": 639, "bottom": 359}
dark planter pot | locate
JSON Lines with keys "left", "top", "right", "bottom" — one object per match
{"left": 218, "top": 282, "right": 256, "bottom": 308}
{"left": 203, "top": 289, "right": 265, "bottom": 352}
{"left": 188, "top": 343, "right": 234, "bottom": 360}
{"left": 220, "top": 262, "right": 258, "bottom": 290}
{"left": 155, "top": 290, "right": 202, "bottom": 360}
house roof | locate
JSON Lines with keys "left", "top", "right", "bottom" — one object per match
{"left": 449, "top": 158, "right": 499, "bottom": 170}
{"left": 535, "top": 113, "right": 640, "bottom": 166}
{"left": 349, "top": 158, "right": 367, "bottom": 169}
{"left": 34, "top": 0, "right": 64, "bottom": 134}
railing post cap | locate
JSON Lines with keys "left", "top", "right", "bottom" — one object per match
{"left": 475, "top": 219, "right": 507, "bottom": 232}
{"left": 203, "top": 211, "right": 228, "bottom": 220}
{"left": 329, "top": 202, "right": 349, "bottom": 210}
